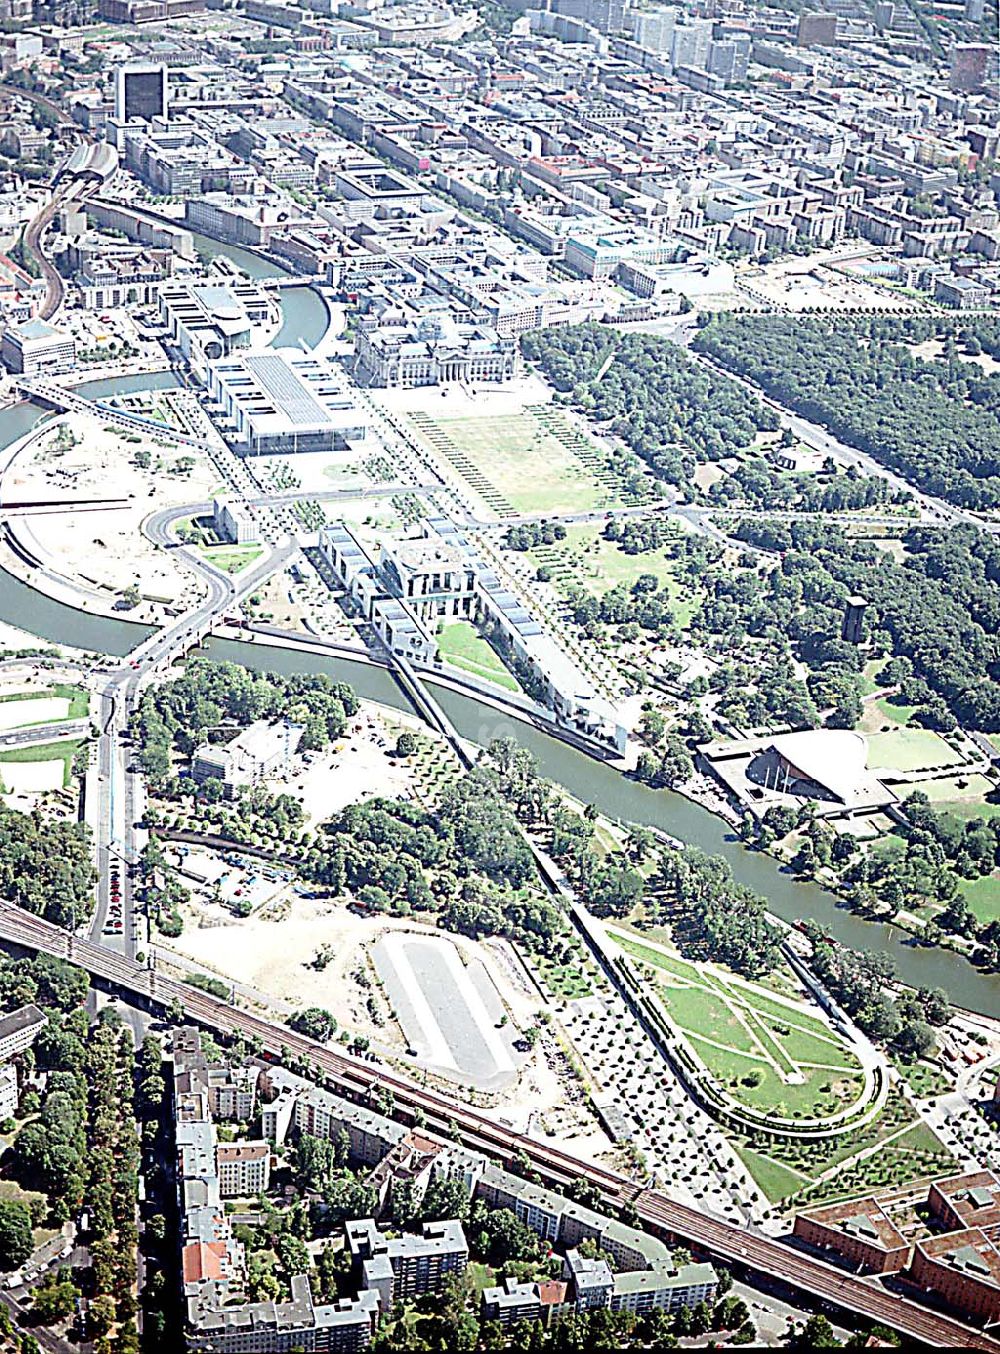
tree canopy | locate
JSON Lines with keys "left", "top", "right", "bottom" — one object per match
{"left": 694, "top": 314, "right": 1000, "bottom": 510}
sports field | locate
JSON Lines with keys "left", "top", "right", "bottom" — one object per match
{"left": 609, "top": 929, "right": 866, "bottom": 1123}
{"left": 409, "top": 408, "right": 624, "bottom": 517}
{"left": 865, "top": 728, "right": 962, "bottom": 773}
{"left": 436, "top": 621, "right": 519, "bottom": 692}
{"left": 0, "top": 684, "right": 87, "bottom": 730}
{"left": 0, "top": 738, "right": 83, "bottom": 793}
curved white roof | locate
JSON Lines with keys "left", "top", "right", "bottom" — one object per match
{"left": 769, "top": 729, "right": 883, "bottom": 807}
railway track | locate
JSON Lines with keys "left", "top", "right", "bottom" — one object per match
{"left": 0, "top": 902, "right": 997, "bottom": 1351}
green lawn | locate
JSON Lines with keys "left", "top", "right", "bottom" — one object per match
{"left": 917, "top": 773, "right": 995, "bottom": 805}
{"left": 467, "top": 1262, "right": 496, "bottom": 1294}
{"left": 527, "top": 524, "right": 701, "bottom": 629}
{"left": 0, "top": 738, "right": 83, "bottom": 789}
{"left": 866, "top": 728, "right": 962, "bottom": 773}
{"left": 960, "top": 873, "right": 1000, "bottom": 924}
{"left": 735, "top": 1145, "right": 810, "bottom": 1204}
{"left": 0, "top": 684, "right": 87, "bottom": 723}
{"left": 50, "top": 683, "right": 89, "bottom": 718}
{"left": 609, "top": 929, "right": 864, "bottom": 1122}
{"left": 869, "top": 695, "right": 920, "bottom": 728}
{"left": 662, "top": 983, "right": 759, "bottom": 1054}
{"left": 416, "top": 410, "right": 619, "bottom": 516}
{"left": 436, "top": 621, "right": 520, "bottom": 692}
{"left": 681, "top": 1028, "right": 863, "bottom": 1119}
{"left": 201, "top": 546, "right": 264, "bottom": 574}
{"left": 937, "top": 799, "right": 1000, "bottom": 822}
{"left": 858, "top": 659, "right": 884, "bottom": 698}
{"left": 613, "top": 931, "right": 834, "bottom": 1041}
{"left": 613, "top": 933, "right": 702, "bottom": 983}
{"left": 870, "top": 834, "right": 906, "bottom": 863}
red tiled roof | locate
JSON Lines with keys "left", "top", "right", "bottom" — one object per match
{"left": 537, "top": 1280, "right": 567, "bottom": 1306}
{"left": 182, "top": 1241, "right": 227, "bottom": 1284}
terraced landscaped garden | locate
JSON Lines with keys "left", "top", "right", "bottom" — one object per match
{"left": 737, "top": 1093, "right": 953, "bottom": 1206}
{"left": 608, "top": 929, "right": 867, "bottom": 1123}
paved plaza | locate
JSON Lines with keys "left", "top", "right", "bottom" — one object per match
{"left": 374, "top": 932, "right": 519, "bottom": 1090}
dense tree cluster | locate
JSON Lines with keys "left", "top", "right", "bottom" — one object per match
{"left": 0, "top": 807, "right": 96, "bottom": 931}
{"left": 288, "top": 1007, "right": 338, "bottom": 1042}
{"left": 85, "top": 1016, "right": 141, "bottom": 1354}
{"left": 634, "top": 733, "right": 694, "bottom": 791}
{"left": 804, "top": 926, "right": 949, "bottom": 1057}
{"left": 0, "top": 952, "right": 89, "bottom": 1014}
{"left": 0, "top": 955, "right": 141, "bottom": 1350}
{"left": 522, "top": 324, "right": 774, "bottom": 490}
{"left": 389, "top": 1176, "right": 472, "bottom": 1232}
{"left": 694, "top": 315, "right": 1000, "bottom": 509}
{"left": 303, "top": 742, "right": 562, "bottom": 954}
{"left": 309, "top": 797, "right": 440, "bottom": 912}
{"left": 731, "top": 519, "right": 1000, "bottom": 730}
{"left": 603, "top": 517, "right": 681, "bottom": 555}
{"left": 0, "top": 1201, "right": 32, "bottom": 1271}
{"left": 503, "top": 521, "right": 567, "bottom": 551}
{"left": 568, "top": 573, "right": 681, "bottom": 643}
{"left": 288, "top": 1132, "right": 377, "bottom": 1232}
{"left": 133, "top": 659, "right": 358, "bottom": 788}
{"left": 656, "top": 845, "right": 783, "bottom": 977}
{"left": 709, "top": 454, "right": 896, "bottom": 514}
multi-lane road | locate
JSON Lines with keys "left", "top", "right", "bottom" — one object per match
{"left": 89, "top": 520, "right": 298, "bottom": 960}
{"left": 0, "top": 901, "right": 996, "bottom": 1352}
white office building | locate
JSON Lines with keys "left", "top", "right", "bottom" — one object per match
{"left": 206, "top": 349, "right": 369, "bottom": 455}
{"left": 0, "top": 320, "right": 76, "bottom": 377}
{"left": 0, "top": 1064, "right": 18, "bottom": 1120}
{"left": 628, "top": 6, "right": 676, "bottom": 51}
{"left": 191, "top": 720, "right": 304, "bottom": 798}
{"left": 114, "top": 63, "right": 168, "bottom": 123}
{"left": 0, "top": 1004, "right": 45, "bottom": 1060}
{"left": 671, "top": 19, "right": 712, "bottom": 69}
{"left": 213, "top": 497, "right": 258, "bottom": 546}
{"left": 158, "top": 281, "right": 271, "bottom": 365}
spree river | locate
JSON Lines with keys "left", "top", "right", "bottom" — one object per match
{"left": 1, "top": 255, "right": 998, "bottom": 1016}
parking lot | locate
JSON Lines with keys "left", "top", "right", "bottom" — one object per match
{"left": 170, "top": 845, "right": 296, "bottom": 916}
{"left": 104, "top": 858, "right": 123, "bottom": 938}
{"left": 562, "top": 993, "right": 776, "bottom": 1231}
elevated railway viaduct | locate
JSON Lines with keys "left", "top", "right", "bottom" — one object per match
{"left": 0, "top": 901, "right": 996, "bottom": 1351}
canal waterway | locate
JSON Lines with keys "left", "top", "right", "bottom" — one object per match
{"left": 0, "top": 264, "right": 997, "bottom": 1015}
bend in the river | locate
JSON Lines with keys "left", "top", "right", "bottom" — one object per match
{"left": 0, "top": 256, "right": 996, "bottom": 1016}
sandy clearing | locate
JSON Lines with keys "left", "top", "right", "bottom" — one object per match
{"left": 282, "top": 729, "right": 414, "bottom": 827}
{"left": 0, "top": 697, "right": 70, "bottom": 730}
{"left": 11, "top": 410, "right": 217, "bottom": 614}
{"left": 163, "top": 887, "right": 613, "bottom": 1139}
